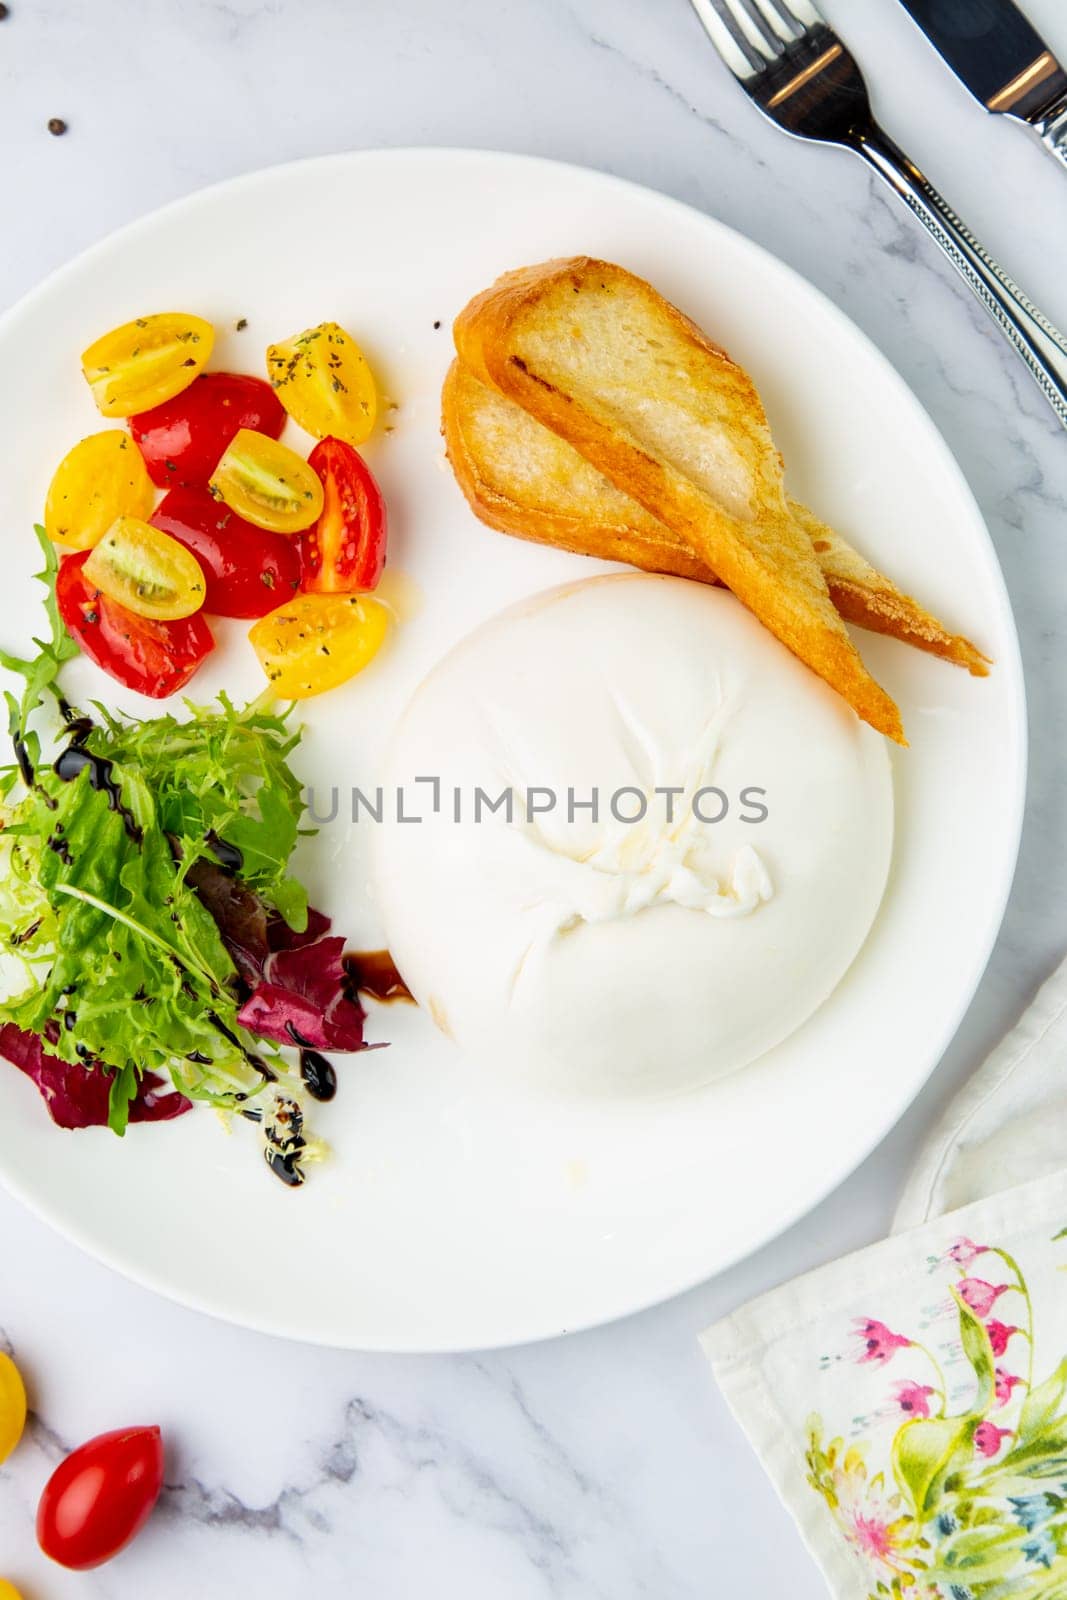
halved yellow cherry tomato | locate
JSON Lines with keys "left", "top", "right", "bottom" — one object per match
{"left": 83, "top": 517, "right": 207, "bottom": 621}
{"left": 266, "top": 322, "right": 377, "bottom": 446}
{"left": 210, "top": 428, "right": 324, "bottom": 533}
{"left": 44, "top": 430, "right": 154, "bottom": 551}
{"left": 0, "top": 1580, "right": 24, "bottom": 1600}
{"left": 249, "top": 592, "right": 389, "bottom": 699}
{"left": 81, "top": 313, "right": 214, "bottom": 417}
{"left": 0, "top": 1351, "right": 27, "bottom": 1466}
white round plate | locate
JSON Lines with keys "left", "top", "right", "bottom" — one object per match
{"left": 0, "top": 150, "right": 1024, "bottom": 1351}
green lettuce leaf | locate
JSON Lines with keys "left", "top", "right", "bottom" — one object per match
{"left": 0, "top": 542, "right": 317, "bottom": 1132}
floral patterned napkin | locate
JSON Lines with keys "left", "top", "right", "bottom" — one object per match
{"left": 703, "top": 958, "right": 1067, "bottom": 1598}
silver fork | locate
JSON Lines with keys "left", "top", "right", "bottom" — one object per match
{"left": 690, "top": 0, "right": 1067, "bottom": 429}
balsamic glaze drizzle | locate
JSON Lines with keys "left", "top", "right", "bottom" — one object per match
{"left": 53, "top": 724, "right": 143, "bottom": 844}
{"left": 283, "top": 1022, "right": 338, "bottom": 1104}
{"left": 204, "top": 829, "right": 244, "bottom": 874}
{"left": 265, "top": 1147, "right": 305, "bottom": 1187}
{"left": 207, "top": 1010, "right": 277, "bottom": 1083}
{"left": 263, "top": 1094, "right": 307, "bottom": 1187}
{"left": 342, "top": 949, "right": 414, "bottom": 1005}
{"left": 299, "top": 1048, "right": 337, "bottom": 1103}
{"left": 13, "top": 733, "right": 34, "bottom": 788}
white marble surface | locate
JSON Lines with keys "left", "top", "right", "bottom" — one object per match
{"left": 1, "top": 0, "right": 1066, "bottom": 1594}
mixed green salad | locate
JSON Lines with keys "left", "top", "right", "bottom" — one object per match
{"left": 0, "top": 532, "right": 376, "bottom": 1183}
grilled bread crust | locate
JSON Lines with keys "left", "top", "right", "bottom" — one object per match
{"left": 453, "top": 257, "right": 906, "bottom": 742}
{"left": 442, "top": 360, "right": 989, "bottom": 678}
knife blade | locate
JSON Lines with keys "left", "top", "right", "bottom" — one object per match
{"left": 898, "top": 0, "right": 1067, "bottom": 169}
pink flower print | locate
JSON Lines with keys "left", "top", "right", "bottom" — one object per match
{"left": 957, "top": 1278, "right": 1010, "bottom": 1318}
{"left": 853, "top": 1318, "right": 912, "bottom": 1366}
{"left": 830, "top": 1447, "right": 914, "bottom": 1576}
{"left": 946, "top": 1237, "right": 986, "bottom": 1267}
{"left": 850, "top": 1511, "right": 903, "bottom": 1564}
{"left": 994, "top": 1367, "right": 1024, "bottom": 1408}
{"left": 986, "top": 1320, "right": 1021, "bottom": 1357}
{"left": 974, "top": 1421, "right": 1012, "bottom": 1458}
{"left": 890, "top": 1380, "right": 936, "bottom": 1418}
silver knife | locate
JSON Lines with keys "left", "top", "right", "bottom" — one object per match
{"left": 898, "top": 0, "right": 1067, "bottom": 168}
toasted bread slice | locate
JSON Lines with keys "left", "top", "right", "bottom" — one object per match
{"left": 789, "top": 502, "right": 989, "bottom": 674}
{"left": 454, "top": 257, "right": 905, "bottom": 743}
{"left": 443, "top": 360, "right": 989, "bottom": 677}
{"left": 443, "top": 359, "right": 713, "bottom": 581}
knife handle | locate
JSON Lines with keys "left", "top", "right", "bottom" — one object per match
{"left": 855, "top": 124, "right": 1067, "bottom": 431}
{"left": 1035, "top": 94, "right": 1067, "bottom": 172}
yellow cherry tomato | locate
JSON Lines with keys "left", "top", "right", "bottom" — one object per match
{"left": 0, "top": 1581, "right": 24, "bottom": 1600}
{"left": 249, "top": 592, "right": 389, "bottom": 699}
{"left": 266, "top": 322, "right": 377, "bottom": 446}
{"left": 44, "top": 430, "right": 155, "bottom": 551}
{"left": 0, "top": 1351, "right": 27, "bottom": 1466}
{"left": 81, "top": 312, "right": 214, "bottom": 417}
{"left": 83, "top": 516, "right": 207, "bottom": 621}
{"left": 210, "top": 428, "right": 324, "bottom": 533}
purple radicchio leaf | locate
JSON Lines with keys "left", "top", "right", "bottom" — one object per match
{"left": 0, "top": 1022, "right": 191, "bottom": 1130}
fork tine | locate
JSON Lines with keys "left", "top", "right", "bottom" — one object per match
{"left": 749, "top": 0, "right": 805, "bottom": 42}
{"left": 758, "top": 0, "right": 825, "bottom": 32}
{"left": 718, "top": 0, "right": 788, "bottom": 62}
{"left": 689, "top": 0, "right": 773, "bottom": 77}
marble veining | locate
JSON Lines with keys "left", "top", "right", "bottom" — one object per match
{"left": 2, "top": 0, "right": 1067, "bottom": 1594}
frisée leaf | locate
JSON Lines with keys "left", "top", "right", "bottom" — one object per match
{"left": 0, "top": 529, "right": 382, "bottom": 1160}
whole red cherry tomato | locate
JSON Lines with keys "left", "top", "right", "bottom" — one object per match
{"left": 151, "top": 486, "right": 300, "bottom": 618}
{"left": 57, "top": 551, "right": 213, "bottom": 698}
{"left": 129, "top": 371, "right": 285, "bottom": 489}
{"left": 297, "top": 437, "right": 387, "bottom": 593}
{"left": 37, "top": 1425, "right": 164, "bottom": 1570}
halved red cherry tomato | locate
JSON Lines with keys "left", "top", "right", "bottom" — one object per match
{"left": 57, "top": 551, "right": 214, "bottom": 698}
{"left": 151, "top": 487, "right": 300, "bottom": 618}
{"left": 129, "top": 372, "right": 285, "bottom": 490}
{"left": 298, "top": 437, "right": 387, "bottom": 593}
{"left": 37, "top": 1425, "right": 164, "bottom": 1571}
